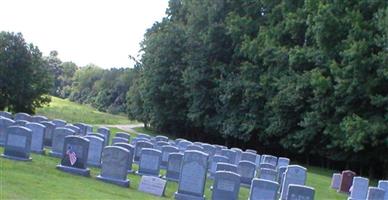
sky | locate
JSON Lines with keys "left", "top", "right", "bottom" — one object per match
{"left": 0, "top": 0, "right": 169, "bottom": 68}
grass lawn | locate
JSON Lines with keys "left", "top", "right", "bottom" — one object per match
{"left": 36, "top": 96, "right": 133, "bottom": 125}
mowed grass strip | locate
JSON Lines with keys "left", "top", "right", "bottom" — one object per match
{"left": 36, "top": 96, "right": 133, "bottom": 125}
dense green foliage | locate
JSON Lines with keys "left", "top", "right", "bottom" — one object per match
{"left": 0, "top": 32, "right": 52, "bottom": 113}
{"left": 127, "top": 0, "right": 388, "bottom": 178}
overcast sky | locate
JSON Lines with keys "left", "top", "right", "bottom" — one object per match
{"left": 0, "top": 0, "right": 169, "bottom": 68}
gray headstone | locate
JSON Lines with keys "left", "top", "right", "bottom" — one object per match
{"left": 136, "top": 148, "right": 162, "bottom": 177}
{"left": 209, "top": 155, "right": 229, "bottom": 179}
{"left": 84, "top": 124, "right": 93, "bottom": 133}
{"left": 57, "top": 135, "right": 90, "bottom": 176}
{"left": 52, "top": 119, "right": 67, "bottom": 127}
{"left": 278, "top": 166, "right": 287, "bottom": 190}
{"left": 97, "top": 127, "right": 110, "bottom": 146}
{"left": 73, "top": 123, "right": 87, "bottom": 136}
{"left": 86, "top": 132, "right": 105, "bottom": 141}
{"left": 378, "top": 180, "right": 388, "bottom": 200}
{"left": 255, "top": 155, "right": 261, "bottom": 168}
{"left": 131, "top": 137, "right": 151, "bottom": 145}
{"left": 112, "top": 136, "right": 128, "bottom": 145}
{"left": 262, "top": 155, "right": 278, "bottom": 166}
{"left": 97, "top": 146, "right": 130, "bottom": 187}
{"left": 15, "top": 120, "right": 28, "bottom": 126}
{"left": 65, "top": 124, "right": 81, "bottom": 135}
{"left": 241, "top": 152, "right": 257, "bottom": 163}
{"left": 50, "top": 127, "right": 75, "bottom": 157}
{"left": 175, "top": 150, "right": 209, "bottom": 200}
{"left": 165, "top": 153, "right": 183, "bottom": 182}
{"left": 280, "top": 165, "right": 307, "bottom": 200}
{"left": 237, "top": 161, "right": 256, "bottom": 187}
{"left": 155, "top": 135, "right": 168, "bottom": 142}
{"left": 161, "top": 145, "right": 179, "bottom": 169}
{"left": 85, "top": 135, "right": 104, "bottom": 167}
{"left": 217, "top": 162, "right": 238, "bottom": 173}
{"left": 278, "top": 157, "right": 290, "bottom": 168}
{"left": 246, "top": 149, "right": 257, "bottom": 154}
{"left": 260, "top": 163, "right": 276, "bottom": 170}
{"left": 138, "top": 175, "right": 167, "bottom": 197}
{"left": 367, "top": 187, "right": 385, "bottom": 200}
{"left": 260, "top": 168, "right": 278, "bottom": 182}
{"left": 177, "top": 140, "right": 192, "bottom": 151}
{"left": 114, "top": 142, "right": 135, "bottom": 173}
{"left": 116, "top": 132, "right": 131, "bottom": 141}
{"left": 212, "top": 171, "right": 241, "bottom": 200}
{"left": 231, "top": 148, "right": 242, "bottom": 165}
{"left": 0, "top": 117, "right": 15, "bottom": 145}
{"left": 25, "top": 122, "right": 46, "bottom": 154}
{"left": 331, "top": 173, "right": 341, "bottom": 190}
{"left": 249, "top": 178, "right": 279, "bottom": 200}
{"left": 202, "top": 144, "right": 216, "bottom": 158}
{"left": 155, "top": 141, "right": 169, "bottom": 151}
{"left": 137, "top": 133, "right": 151, "bottom": 140}
{"left": 0, "top": 111, "right": 12, "bottom": 119}
{"left": 350, "top": 176, "right": 369, "bottom": 200}
{"left": 31, "top": 115, "right": 48, "bottom": 123}
{"left": 134, "top": 140, "right": 153, "bottom": 162}
{"left": 41, "top": 121, "right": 55, "bottom": 147}
{"left": 286, "top": 184, "right": 315, "bottom": 200}
{"left": 14, "top": 112, "right": 31, "bottom": 121}
{"left": 220, "top": 149, "right": 237, "bottom": 164}
{"left": 187, "top": 144, "right": 204, "bottom": 152}
{"left": 1, "top": 126, "right": 32, "bottom": 161}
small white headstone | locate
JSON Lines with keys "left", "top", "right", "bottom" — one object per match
{"left": 138, "top": 175, "right": 167, "bottom": 197}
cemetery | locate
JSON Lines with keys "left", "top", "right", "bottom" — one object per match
{"left": 1, "top": 99, "right": 387, "bottom": 199}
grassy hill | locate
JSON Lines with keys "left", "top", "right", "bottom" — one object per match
{"left": 1, "top": 97, "right": 347, "bottom": 199}
{"left": 36, "top": 96, "right": 133, "bottom": 125}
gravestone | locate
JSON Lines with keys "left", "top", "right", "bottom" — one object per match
{"left": 161, "top": 145, "right": 179, "bottom": 169}
{"left": 116, "top": 132, "right": 131, "bottom": 141}
{"left": 134, "top": 140, "right": 153, "bottom": 162}
{"left": 287, "top": 184, "right": 315, "bottom": 200}
{"left": 74, "top": 123, "right": 87, "bottom": 136}
{"left": 85, "top": 135, "right": 104, "bottom": 167}
{"left": 97, "top": 146, "right": 130, "bottom": 187}
{"left": 237, "top": 161, "right": 256, "bottom": 187}
{"left": 41, "top": 121, "right": 55, "bottom": 147}
{"left": 131, "top": 137, "right": 151, "bottom": 145}
{"left": 349, "top": 176, "right": 369, "bottom": 200}
{"left": 278, "top": 166, "right": 287, "bottom": 193}
{"left": 0, "top": 117, "right": 15, "bottom": 146}
{"left": 187, "top": 144, "right": 204, "bottom": 152}
{"left": 177, "top": 140, "right": 192, "bottom": 151}
{"left": 137, "top": 133, "right": 152, "bottom": 140}
{"left": 97, "top": 127, "right": 110, "bottom": 146}
{"left": 65, "top": 124, "right": 81, "bottom": 135}
{"left": 1, "top": 126, "right": 32, "bottom": 161}
{"left": 255, "top": 155, "right": 262, "bottom": 168}
{"left": 164, "top": 153, "right": 183, "bottom": 182}
{"left": 331, "top": 173, "right": 342, "bottom": 190}
{"left": 0, "top": 111, "right": 12, "bottom": 119}
{"left": 202, "top": 144, "right": 216, "bottom": 159}
{"left": 14, "top": 112, "right": 31, "bottom": 121}
{"left": 338, "top": 170, "right": 356, "bottom": 193}
{"left": 241, "top": 152, "right": 257, "bottom": 163}
{"left": 50, "top": 127, "right": 75, "bottom": 157}
{"left": 209, "top": 155, "right": 229, "bottom": 179}
{"left": 25, "top": 122, "right": 46, "bottom": 154}
{"left": 155, "top": 141, "right": 169, "bottom": 151}
{"left": 249, "top": 178, "right": 279, "bottom": 200}
{"left": 277, "top": 157, "right": 290, "bottom": 168}
{"left": 111, "top": 137, "right": 128, "bottom": 145}
{"left": 136, "top": 148, "right": 162, "bottom": 177}
{"left": 231, "top": 148, "right": 242, "bottom": 165}
{"left": 220, "top": 149, "right": 237, "bottom": 164}
{"left": 138, "top": 175, "right": 167, "bottom": 197}
{"left": 86, "top": 132, "right": 105, "bottom": 141}
{"left": 377, "top": 180, "right": 388, "bottom": 200}
{"left": 31, "top": 115, "right": 48, "bottom": 123}
{"left": 155, "top": 135, "right": 168, "bottom": 142}
{"left": 217, "top": 162, "right": 238, "bottom": 173}
{"left": 15, "top": 120, "right": 28, "bottom": 126}
{"left": 57, "top": 135, "right": 90, "bottom": 176}
{"left": 52, "top": 119, "right": 67, "bottom": 127}
{"left": 85, "top": 124, "right": 93, "bottom": 133}
{"left": 175, "top": 150, "right": 209, "bottom": 200}
{"left": 114, "top": 142, "right": 135, "bottom": 173}
{"left": 246, "top": 149, "right": 257, "bottom": 154}
{"left": 211, "top": 171, "right": 241, "bottom": 200}
{"left": 262, "top": 155, "right": 277, "bottom": 166}
{"left": 280, "top": 165, "right": 307, "bottom": 200}
{"left": 260, "top": 168, "right": 278, "bottom": 182}
{"left": 214, "top": 145, "right": 224, "bottom": 155}
{"left": 260, "top": 163, "right": 276, "bottom": 170}
{"left": 367, "top": 187, "right": 385, "bottom": 200}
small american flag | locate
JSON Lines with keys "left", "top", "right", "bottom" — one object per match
{"left": 66, "top": 147, "right": 77, "bottom": 166}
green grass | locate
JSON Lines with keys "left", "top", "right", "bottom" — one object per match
{"left": 36, "top": 96, "right": 133, "bottom": 125}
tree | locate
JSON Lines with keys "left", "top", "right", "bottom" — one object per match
{"left": 0, "top": 32, "right": 52, "bottom": 113}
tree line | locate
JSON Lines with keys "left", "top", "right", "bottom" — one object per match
{"left": 127, "top": 0, "right": 388, "bottom": 178}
